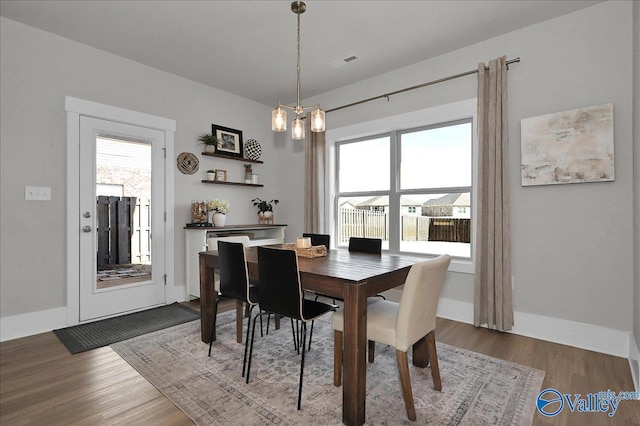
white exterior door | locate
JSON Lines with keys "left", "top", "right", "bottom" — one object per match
{"left": 79, "top": 116, "right": 166, "bottom": 321}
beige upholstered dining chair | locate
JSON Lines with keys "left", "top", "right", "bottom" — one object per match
{"left": 331, "top": 254, "right": 451, "bottom": 421}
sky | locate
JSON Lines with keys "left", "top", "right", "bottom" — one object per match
{"left": 338, "top": 122, "right": 471, "bottom": 203}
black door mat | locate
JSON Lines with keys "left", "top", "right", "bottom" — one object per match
{"left": 54, "top": 303, "right": 200, "bottom": 354}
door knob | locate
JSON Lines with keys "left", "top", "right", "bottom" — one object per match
{"left": 82, "top": 225, "right": 92, "bottom": 233}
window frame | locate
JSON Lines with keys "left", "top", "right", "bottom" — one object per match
{"left": 327, "top": 99, "right": 477, "bottom": 274}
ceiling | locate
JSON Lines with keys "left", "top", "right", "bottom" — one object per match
{"left": 0, "top": 0, "right": 602, "bottom": 106}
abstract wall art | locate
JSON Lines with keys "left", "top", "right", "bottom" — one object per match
{"left": 520, "top": 103, "right": 614, "bottom": 186}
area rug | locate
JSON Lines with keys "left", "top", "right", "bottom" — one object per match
{"left": 54, "top": 303, "right": 199, "bottom": 354}
{"left": 112, "top": 311, "right": 544, "bottom": 425}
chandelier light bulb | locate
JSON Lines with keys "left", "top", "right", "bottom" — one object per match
{"left": 272, "top": 107, "right": 287, "bottom": 131}
{"left": 310, "top": 108, "right": 325, "bottom": 132}
{"left": 292, "top": 117, "right": 305, "bottom": 140}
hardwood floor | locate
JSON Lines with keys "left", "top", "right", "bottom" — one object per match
{"left": 1, "top": 301, "right": 638, "bottom": 425}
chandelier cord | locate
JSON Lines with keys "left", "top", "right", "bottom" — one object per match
{"left": 295, "top": 3, "right": 302, "bottom": 115}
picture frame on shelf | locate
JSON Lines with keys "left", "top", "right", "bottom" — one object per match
{"left": 212, "top": 124, "right": 243, "bottom": 158}
{"left": 214, "top": 169, "right": 227, "bottom": 182}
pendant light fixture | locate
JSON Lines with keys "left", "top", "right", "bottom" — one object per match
{"left": 271, "top": 1, "right": 325, "bottom": 140}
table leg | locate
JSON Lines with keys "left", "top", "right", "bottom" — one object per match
{"left": 342, "top": 284, "right": 367, "bottom": 426}
{"left": 199, "top": 257, "right": 216, "bottom": 343}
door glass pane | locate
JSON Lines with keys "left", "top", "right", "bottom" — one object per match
{"left": 338, "top": 137, "right": 390, "bottom": 192}
{"left": 399, "top": 193, "right": 471, "bottom": 258}
{"left": 400, "top": 122, "right": 471, "bottom": 190}
{"left": 336, "top": 196, "right": 389, "bottom": 251}
{"left": 95, "top": 135, "right": 152, "bottom": 289}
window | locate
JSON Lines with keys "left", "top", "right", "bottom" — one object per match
{"left": 333, "top": 112, "right": 474, "bottom": 261}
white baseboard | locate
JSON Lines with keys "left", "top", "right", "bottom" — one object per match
{"left": 437, "top": 298, "right": 630, "bottom": 358}
{"left": 629, "top": 333, "right": 640, "bottom": 393}
{"left": 1, "top": 295, "right": 631, "bottom": 365}
{"left": 0, "top": 307, "right": 68, "bottom": 342}
{"left": 1, "top": 285, "right": 188, "bottom": 343}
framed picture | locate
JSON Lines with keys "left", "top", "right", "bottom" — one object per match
{"left": 521, "top": 103, "right": 614, "bottom": 186}
{"left": 212, "top": 124, "right": 243, "bottom": 158}
{"left": 214, "top": 169, "right": 227, "bottom": 182}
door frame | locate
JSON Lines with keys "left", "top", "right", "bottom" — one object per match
{"left": 65, "top": 96, "right": 176, "bottom": 326}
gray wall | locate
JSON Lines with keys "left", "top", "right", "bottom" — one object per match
{"left": 1, "top": 1, "right": 636, "bottom": 338}
{"left": 0, "top": 17, "right": 293, "bottom": 317}
{"left": 299, "top": 1, "right": 635, "bottom": 331}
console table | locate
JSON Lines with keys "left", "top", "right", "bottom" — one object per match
{"left": 184, "top": 224, "right": 286, "bottom": 300}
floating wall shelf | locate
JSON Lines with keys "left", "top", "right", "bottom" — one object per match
{"left": 202, "top": 180, "right": 263, "bottom": 187}
{"left": 201, "top": 152, "right": 263, "bottom": 164}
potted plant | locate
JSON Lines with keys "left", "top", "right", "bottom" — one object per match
{"left": 252, "top": 198, "right": 279, "bottom": 224}
{"left": 197, "top": 132, "right": 220, "bottom": 153}
{"left": 206, "top": 169, "right": 216, "bottom": 181}
{"left": 208, "top": 199, "right": 230, "bottom": 227}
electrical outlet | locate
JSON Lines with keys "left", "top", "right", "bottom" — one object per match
{"left": 25, "top": 186, "right": 51, "bottom": 201}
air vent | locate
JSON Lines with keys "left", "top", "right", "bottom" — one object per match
{"left": 330, "top": 54, "right": 361, "bottom": 69}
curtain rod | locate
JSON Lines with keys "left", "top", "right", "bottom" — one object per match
{"left": 324, "top": 57, "right": 520, "bottom": 115}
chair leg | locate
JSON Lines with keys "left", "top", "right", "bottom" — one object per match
{"left": 297, "top": 322, "right": 307, "bottom": 410}
{"left": 245, "top": 314, "right": 261, "bottom": 384}
{"left": 368, "top": 340, "right": 375, "bottom": 363}
{"left": 426, "top": 331, "right": 442, "bottom": 391}
{"left": 242, "top": 305, "right": 255, "bottom": 378}
{"left": 308, "top": 320, "right": 315, "bottom": 351}
{"left": 208, "top": 298, "right": 222, "bottom": 357}
{"left": 396, "top": 350, "right": 416, "bottom": 421}
{"left": 259, "top": 312, "right": 264, "bottom": 337}
{"left": 290, "top": 318, "right": 299, "bottom": 352}
{"left": 334, "top": 330, "right": 343, "bottom": 387}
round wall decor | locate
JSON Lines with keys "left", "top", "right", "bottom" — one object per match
{"left": 244, "top": 139, "right": 262, "bottom": 160}
{"left": 177, "top": 152, "right": 199, "bottom": 175}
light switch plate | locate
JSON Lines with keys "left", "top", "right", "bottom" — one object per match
{"left": 25, "top": 186, "right": 51, "bottom": 201}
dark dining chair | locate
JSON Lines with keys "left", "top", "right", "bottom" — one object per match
{"left": 208, "top": 241, "right": 260, "bottom": 379}
{"left": 348, "top": 236, "right": 382, "bottom": 254}
{"left": 246, "top": 246, "right": 336, "bottom": 410}
{"left": 304, "top": 233, "right": 333, "bottom": 308}
{"left": 302, "top": 233, "right": 330, "bottom": 249}
{"left": 348, "top": 237, "right": 386, "bottom": 301}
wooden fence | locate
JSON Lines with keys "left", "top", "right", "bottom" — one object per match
{"left": 96, "top": 196, "right": 151, "bottom": 267}
{"left": 403, "top": 216, "right": 470, "bottom": 243}
{"left": 338, "top": 208, "right": 470, "bottom": 244}
{"left": 337, "top": 209, "right": 387, "bottom": 244}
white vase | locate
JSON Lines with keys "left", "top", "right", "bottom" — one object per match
{"left": 212, "top": 212, "right": 226, "bottom": 227}
{"left": 204, "top": 145, "right": 216, "bottom": 153}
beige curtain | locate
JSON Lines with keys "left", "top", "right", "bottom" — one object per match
{"left": 304, "top": 113, "right": 326, "bottom": 233}
{"left": 473, "top": 56, "right": 514, "bottom": 331}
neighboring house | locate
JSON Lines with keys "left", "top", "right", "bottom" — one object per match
{"left": 422, "top": 193, "right": 471, "bottom": 218}
{"left": 339, "top": 200, "right": 358, "bottom": 210}
{"left": 355, "top": 196, "right": 422, "bottom": 216}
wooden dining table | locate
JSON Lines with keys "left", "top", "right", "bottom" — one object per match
{"left": 199, "top": 246, "right": 428, "bottom": 426}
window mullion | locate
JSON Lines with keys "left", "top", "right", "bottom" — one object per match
{"left": 388, "top": 130, "right": 400, "bottom": 253}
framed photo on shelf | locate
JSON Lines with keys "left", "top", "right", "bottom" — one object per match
{"left": 212, "top": 124, "right": 243, "bottom": 158}
{"left": 214, "top": 169, "right": 227, "bottom": 182}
